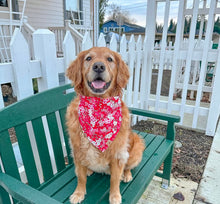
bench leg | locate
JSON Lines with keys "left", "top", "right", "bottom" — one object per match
{"left": 161, "top": 146, "right": 174, "bottom": 188}
{"left": 161, "top": 179, "right": 169, "bottom": 189}
{"left": 0, "top": 186, "right": 11, "bottom": 204}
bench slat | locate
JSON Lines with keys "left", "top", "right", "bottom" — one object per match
{"left": 31, "top": 117, "right": 54, "bottom": 181}
{"left": 15, "top": 124, "right": 40, "bottom": 188}
{"left": 59, "top": 108, "right": 73, "bottom": 164}
{"left": 39, "top": 165, "right": 75, "bottom": 196}
{"left": 122, "top": 140, "right": 173, "bottom": 204}
{"left": 52, "top": 176, "right": 77, "bottom": 202}
{"left": 46, "top": 112, "right": 66, "bottom": 172}
{"left": 0, "top": 130, "right": 20, "bottom": 180}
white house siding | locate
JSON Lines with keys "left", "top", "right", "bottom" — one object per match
{"left": 0, "top": 6, "right": 10, "bottom": 19}
{"left": 19, "top": 0, "right": 64, "bottom": 29}
{"left": 83, "top": 0, "right": 92, "bottom": 28}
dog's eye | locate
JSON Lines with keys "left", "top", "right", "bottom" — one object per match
{"left": 107, "top": 57, "right": 113, "bottom": 62}
{"left": 86, "top": 56, "right": 92, "bottom": 61}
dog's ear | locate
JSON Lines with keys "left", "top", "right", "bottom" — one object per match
{"left": 114, "top": 52, "right": 130, "bottom": 89}
{"left": 66, "top": 50, "right": 87, "bottom": 93}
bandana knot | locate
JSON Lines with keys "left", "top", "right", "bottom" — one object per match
{"left": 78, "top": 95, "right": 122, "bottom": 152}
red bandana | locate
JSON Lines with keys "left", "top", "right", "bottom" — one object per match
{"left": 78, "top": 95, "right": 122, "bottom": 152}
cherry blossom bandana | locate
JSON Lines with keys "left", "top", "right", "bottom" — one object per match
{"left": 78, "top": 95, "right": 122, "bottom": 152}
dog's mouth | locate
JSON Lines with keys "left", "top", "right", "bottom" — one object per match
{"left": 88, "top": 78, "right": 111, "bottom": 93}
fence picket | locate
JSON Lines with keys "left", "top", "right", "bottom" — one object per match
{"left": 97, "top": 33, "right": 106, "bottom": 47}
{"left": 192, "top": 0, "right": 216, "bottom": 128}
{"left": 82, "top": 31, "right": 92, "bottom": 51}
{"left": 10, "top": 28, "right": 33, "bottom": 100}
{"left": 179, "top": 0, "right": 200, "bottom": 124}
{"left": 127, "top": 35, "right": 135, "bottom": 107}
{"left": 63, "top": 31, "right": 76, "bottom": 84}
{"left": 167, "top": 0, "right": 185, "bottom": 114}
{"left": 109, "top": 33, "right": 117, "bottom": 52}
{"left": 139, "top": 36, "right": 148, "bottom": 118}
{"left": 155, "top": 0, "right": 170, "bottom": 112}
{"left": 132, "top": 35, "right": 142, "bottom": 123}
{"left": 120, "top": 34, "right": 127, "bottom": 102}
{"left": 206, "top": 38, "right": 220, "bottom": 136}
{"left": 120, "top": 34, "right": 127, "bottom": 62}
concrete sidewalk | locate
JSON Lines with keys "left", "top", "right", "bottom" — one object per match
{"left": 138, "top": 175, "right": 198, "bottom": 204}
{"left": 194, "top": 122, "right": 220, "bottom": 204}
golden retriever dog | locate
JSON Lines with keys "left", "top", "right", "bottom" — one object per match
{"left": 66, "top": 47, "right": 145, "bottom": 204}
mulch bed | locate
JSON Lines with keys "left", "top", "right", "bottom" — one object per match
{"left": 132, "top": 120, "right": 213, "bottom": 183}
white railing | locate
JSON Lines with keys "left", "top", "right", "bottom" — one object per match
{"left": 0, "top": 0, "right": 26, "bottom": 62}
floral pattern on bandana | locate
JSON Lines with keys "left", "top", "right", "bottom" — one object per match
{"left": 78, "top": 95, "right": 122, "bottom": 152}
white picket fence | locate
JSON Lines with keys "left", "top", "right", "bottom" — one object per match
{"left": 0, "top": 28, "right": 75, "bottom": 105}
{"left": 1, "top": 0, "right": 220, "bottom": 137}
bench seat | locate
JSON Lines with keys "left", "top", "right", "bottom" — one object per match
{"left": 36, "top": 132, "right": 173, "bottom": 204}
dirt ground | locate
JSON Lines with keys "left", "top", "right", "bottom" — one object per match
{"left": 132, "top": 120, "right": 213, "bottom": 183}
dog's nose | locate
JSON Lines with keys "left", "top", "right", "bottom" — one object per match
{"left": 93, "top": 62, "right": 106, "bottom": 73}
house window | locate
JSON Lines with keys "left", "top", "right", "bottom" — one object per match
{"left": 103, "top": 27, "right": 108, "bottom": 33}
{"left": 120, "top": 27, "right": 125, "bottom": 33}
{"left": 0, "top": 0, "right": 8, "bottom": 7}
{"left": 109, "top": 27, "right": 114, "bottom": 32}
{"left": 66, "top": 0, "right": 78, "bottom": 12}
{"left": 65, "top": 0, "right": 83, "bottom": 25}
{"left": 114, "top": 27, "right": 119, "bottom": 32}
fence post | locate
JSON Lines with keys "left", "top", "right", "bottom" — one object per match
{"left": 63, "top": 31, "right": 76, "bottom": 84}
{"left": 206, "top": 39, "right": 220, "bottom": 136}
{"left": 10, "top": 28, "right": 33, "bottom": 100}
{"left": 33, "top": 29, "right": 59, "bottom": 92}
{"left": 142, "top": 0, "right": 156, "bottom": 110}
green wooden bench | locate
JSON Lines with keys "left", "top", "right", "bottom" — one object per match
{"left": 0, "top": 84, "right": 180, "bottom": 204}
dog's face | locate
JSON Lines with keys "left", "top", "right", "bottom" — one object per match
{"left": 67, "top": 47, "right": 129, "bottom": 97}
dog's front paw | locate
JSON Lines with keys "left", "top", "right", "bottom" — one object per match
{"left": 69, "top": 191, "right": 85, "bottom": 204}
{"left": 109, "top": 192, "right": 122, "bottom": 204}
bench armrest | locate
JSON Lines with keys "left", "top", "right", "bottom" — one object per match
{"left": 129, "top": 107, "right": 180, "bottom": 123}
{"left": 0, "top": 173, "right": 60, "bottom": 204}
{"left": 129, "top": 107, "right": 180, "bottom": 141}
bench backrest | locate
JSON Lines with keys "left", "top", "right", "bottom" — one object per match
{"left": 0, "top": 84, "right": 75, "bottom": 188}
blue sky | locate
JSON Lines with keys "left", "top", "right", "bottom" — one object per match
{"left": 105, "top": 0, "right": 215, "bottom": 27}
{"left": 105, "top": 0, "right": 180, "bottom": 27}
{"left": 105, "top": 0, "right": 148, "bottom": 27}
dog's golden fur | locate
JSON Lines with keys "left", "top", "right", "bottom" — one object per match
{"left": 66, "top": 47, "right": 145, "bottom": 204}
